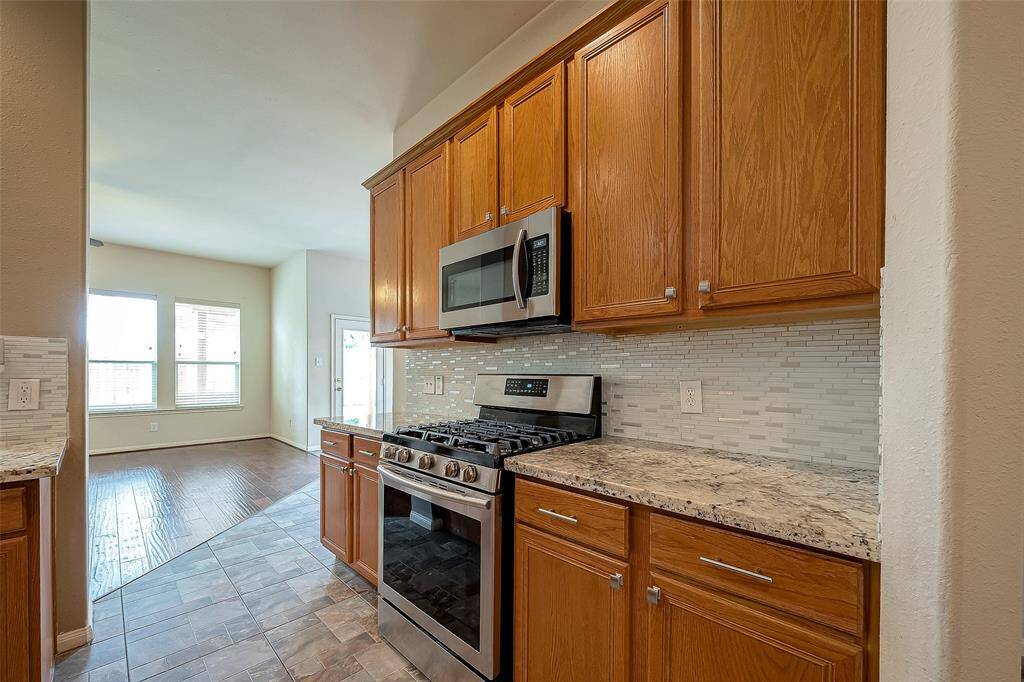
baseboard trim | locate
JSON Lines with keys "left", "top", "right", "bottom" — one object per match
{"left": 89, "top": 434, "right": 272, "bottom": 456}
{"left": 56, "top": 624, "right": 92, "bottom": 653}
{"left": 268, "top": 433, "right": 317, "bottom": 453}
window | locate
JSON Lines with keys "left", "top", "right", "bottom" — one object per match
{"left": 175, "top": 300, "right": 241, "bottom": 407}
{"left": 88, "top": 291, "right": 158, "bottom": 411}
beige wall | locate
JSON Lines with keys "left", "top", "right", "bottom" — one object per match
{"left": 393, "top": 0, "right": 612, "bottom": 155}
{"left": 0, "top": 0, "right": 89, "bottom": 638}
{"left": 88, "top": 244, "right": 272, "bottom": 453}
{"left": 270, "top": 251, "right": 307, "bottom": 448}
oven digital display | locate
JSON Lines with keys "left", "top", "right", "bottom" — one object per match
{"left": 504, "top": 377, "right": 549, "bottom": 397}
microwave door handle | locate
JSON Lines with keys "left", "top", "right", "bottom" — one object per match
{"left": 511, "top": 227, "right": 528, "bottom": 309}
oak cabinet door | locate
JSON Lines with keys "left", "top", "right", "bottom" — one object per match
{"left": 647, "top": 574, "right": 862, "bottom": 682}
{"left": 572, "top": 0, "right": 684, "bottom": 324}
{"left": 514, "top": 524, "right": 629, "bottom": 682}
{"left": 320, "top": 454, "right": 352, "bottom": 562}
{"left": 370, "top": 170, "right": 405, "bottom": 342}
{"left": 451, "top": 107, "right": 499, "bottom": 241}
{"left": 350, "top": 463, "right": 378, "bottom": 586}
{"left": 404, "top": 143, "right": 451, "bottom": 341}
{"left": 0, "top": 535, "right": 30, "bottom": 682}
{"left": 500, "top": 63, "right": 565, "bottom": 224}
{"left": 695, "top": 0, "right": 884, "bottom": 309}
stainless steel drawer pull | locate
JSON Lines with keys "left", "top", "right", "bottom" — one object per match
{"left": 537, "top": 507, "right": 578, "bottom": 525}
{"left": 357, "top": 450, "right": 375, "bottom": 457}
{"left": 609, "top": 573, "right": 624, "bottom": 590}
{"left": 323, "top": 440, "right": 337, "bottom": 446}
{"left": 699, "top": 556, "right": 774, "bottom": 584}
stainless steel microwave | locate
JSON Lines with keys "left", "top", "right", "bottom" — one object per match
{"left": 438, "top": 207, "right": 570, "bottom": 337}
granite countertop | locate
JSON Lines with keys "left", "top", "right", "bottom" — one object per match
{"left": 0, "top": 438, "right": 68, "bottom": 482}
{"left": 313, "top": 412, "right": 450, "bottom": 440}
{"left": 505, "top": 436, "right": 879, "bottom": 561}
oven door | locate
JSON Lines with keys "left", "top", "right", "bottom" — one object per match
{"left": 438, "top": 207, "right": 560, "bottom": 331}
{"left": 377, "top": 463, "right": 500, "bottom": 678}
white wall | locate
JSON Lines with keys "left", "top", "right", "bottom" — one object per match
{"left": 89, "top": 244, "right": 272, "bottom": 453}
{"left": 270, "top": 251, "right": 308, "bottom": 449}
{"left": 393, "top": 0, "right": 612, "bottom": 156}
{"left": 305, "top": 250, "right": 370, "bottom": 448}
{"left": 879, "top": 1, "right": 1024, "bottom": 679}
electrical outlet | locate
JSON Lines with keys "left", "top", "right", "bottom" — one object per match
{"left": 679, "top": 380, "right": 703, "bottom": 414}
{"left": 7, "top": 378, "right": 40, "bottom": 411}
{"left": 422, "top": 377, "right": 435, "bottom": 394}
{"left": 149, "top": 422, "right": 159, "bottom": 432}
{"left": 434, "top": 375, "right": 444, "bottom": 395}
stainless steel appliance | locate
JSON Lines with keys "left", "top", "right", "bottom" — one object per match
{"left": 438, "top": 207, "right": 570, "bottom": 337}
{"left": 377, "top": 374, "right": 601, "bottom": 681}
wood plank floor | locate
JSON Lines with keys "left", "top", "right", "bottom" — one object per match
{"left": 89, "top": 438, "right": 320, "bottom": 600}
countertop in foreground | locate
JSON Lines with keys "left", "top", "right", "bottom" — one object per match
{"left": 314, "top": 412, "right": 449, "bottom": 440}
{"left": 505, "top": 436, "right": 879, "bottom": 561}
{"left": 0, "top": 438, "right": 68, "bottom": 482}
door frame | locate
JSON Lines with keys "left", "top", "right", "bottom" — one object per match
{"left": 330, "top": 314, "right": 393, "bottom": 419}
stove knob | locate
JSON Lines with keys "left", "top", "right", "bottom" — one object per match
{"left": 381, "top": 445, "right": 396, "bottom": 460}
{"left": 461, "top": 465, "right": 478, "bottom": 484}
{"left": 397, "top": 448, "right": 411, "bottom": 464}
{"left": 444, "top": 461, "right": 461, "bottom": 478}
{"left": 417, "top": 454, "right": 434, "bottom": 470}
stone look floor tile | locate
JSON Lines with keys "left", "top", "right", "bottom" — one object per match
{"left": 223, "top": 545, "right": 323, "bottom": 595}
{"left": 200, "top": 635, "right": 278, "bottom": 681}
{"left": 56, "top": 635, "right": 127, "bottom": 681}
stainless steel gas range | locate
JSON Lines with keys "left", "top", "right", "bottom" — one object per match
{"left": 376, "top": 374, "right": 601, "bottom": 682}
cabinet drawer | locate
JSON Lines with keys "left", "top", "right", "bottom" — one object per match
{"left": 320, "top": 431, "right": 352, "bottom": 458}
{"left": 515, "top": 478, "right": 628, "bottom": 558}
{"left": 650, "top": 513, "right": 864, "bottom": 635}
{"left": 352, "top": 437, "right": 380, "bottom": 468}
{"left": 0, "top": 487, "right": 27, "bottom": 534}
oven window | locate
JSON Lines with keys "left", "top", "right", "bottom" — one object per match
{"left": 442, "top": 244, "right": 516, "bottom": 312}
{"left": 382, "top": 485, "right": 482, "bottom": 650}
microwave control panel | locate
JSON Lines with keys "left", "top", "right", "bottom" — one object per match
{"left": 527, "top": 236, "right": 549, "bottom": 297}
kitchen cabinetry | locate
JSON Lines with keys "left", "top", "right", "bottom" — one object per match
{"left": 404, "top": 143, "right": 451, "bottom": 341}
{"left": 500, "top": 63, "right": 565, "bottom": 224}
{"left": 320, "top": 431, "right": 379, "bottom": 585}
{"left": 513, "top": 477, "right": 877, "bottom": 682}
{"left": 571, "top": 0, "right": 684, "bottom": 324}
{"left": 0, "top": 480, "right": 54, "bottom": 682}
{"left": 369, "top": 170, "right": 405, "bottom": 343}
{"left": 693, "top": 0, "right": 885, "bottom": 309}
{"left": 451, "top": 107, "right": 499, "bottom": 241}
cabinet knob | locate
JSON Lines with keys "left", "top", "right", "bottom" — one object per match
{"left": 500, "top": 205, "right": 509, "bottom": 217}
{"left": 646, "top": 586, "right": 662, "bottom": 604}
{"left": 664, "top": 286, "right": 677, "bottom": 300}
{"left": 401, "top": 324, "right": 407, "bottom": 333}
{"left": 697, "top": 280, "right": 711, "bottom": 294}
{"left": 485, "top": 211, "right": 494, "bottom": 222}
{"left": 609, "top": 573, "right": 624, "bottom": 590}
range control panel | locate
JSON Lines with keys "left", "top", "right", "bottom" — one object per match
{"left": 504, "top": 377, "right": 549, "bottom": 397}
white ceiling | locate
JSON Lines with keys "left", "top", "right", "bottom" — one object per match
{"left": 89, "top": 0, "right": 552, "bottom": 267}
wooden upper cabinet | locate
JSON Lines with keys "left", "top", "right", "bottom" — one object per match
{"left": 695, "top": 0, "right": 885, "bottom": 309}
{"left": 515, "top": 524, "right": 630, "bottom": 682}
{"left": 572, "top": 0, "right": 684, "bottom": 324}
{"left": 404, "top": 142, "right": 451, "bottom": 340}
{"left": 500, "top": 63, "right": 566, "bottom": 224}
{"left": 647, "top": 574, "right": 862, "bottom": 682}
{"left": 370, "top": 170, "right": 405, "bottom": 342}
{"left": 451, "top": 107, "right": 499, "bottom": 240}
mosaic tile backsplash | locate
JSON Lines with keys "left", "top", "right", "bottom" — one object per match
{"left": 401, "top": 319, "right": 881, "bottom": 469}
{"left": 0, "top": 336, "right": 69, "bottom": 446}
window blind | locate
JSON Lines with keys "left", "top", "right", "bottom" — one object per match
{"left": 88, "top": 291, "right": 158, "bottom": 411}
{"left": 175, "top": 301, "right": 241, "bottom": 407}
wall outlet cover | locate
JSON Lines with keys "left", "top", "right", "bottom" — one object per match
{"left": 680, "top": 380, "right": 703, "bottom": 414}
{"left": 434, "top": 375, "right": 444, "bottom": 395}
{"left": 423, "top": 377, "right": 436, "bottom": 394}
{"left": 7, "top": 378, "right": 40, "bottom": 411}
{"left": 149, "top": 422, "right": 159, "bottom": 432}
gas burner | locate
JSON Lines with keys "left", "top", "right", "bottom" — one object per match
{"left": 392, "top": 418, "right": 583, "bottom": 458}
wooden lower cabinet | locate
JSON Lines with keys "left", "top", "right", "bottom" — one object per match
{"left": 350, "top": 463, "right": 378, "bottom": 586}
{"left": 0, "top": 535, "right": 31, "bottom": 681}
{"left": 514, "top": 523, "right": 630, "bottom": 682}
{"left": 647, "top": 574, "right": 862, "bottom": 682}
{"left": 320, "top": 430, "right": 379, "bottom": 587}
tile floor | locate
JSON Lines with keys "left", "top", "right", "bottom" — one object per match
{"left": 89, "top": 439, "right": 321, "bottom": 599}
{"left": 60, "top": 482, "right": 426, "bottom": 682}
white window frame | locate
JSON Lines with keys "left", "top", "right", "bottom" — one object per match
{"left": 87, "top": 289, "right": 159, "bottom": 414}
{"left": 174, "top": 298, "right": 242, "bottom": 409}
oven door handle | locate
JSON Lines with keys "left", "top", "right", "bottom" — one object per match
{"left": 511, "top": 227, "right": 528, "bottom": 310}
{"left": 377, "top": 464, "right": 492, "bottom": 510}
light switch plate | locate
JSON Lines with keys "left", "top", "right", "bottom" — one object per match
{"left": 8, "top": 378, "right": 40, "bottom": 411}
{"left": 434, "top": 375, "right": 444, "bottom": 395}
{"left": 422, "top": 377, "right": 436, "bottom": 394}
{"left": 679, "top": 380, "right": 703, "bottom": 414}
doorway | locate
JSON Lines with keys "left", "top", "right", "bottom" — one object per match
{"left": 330, "top": 314, "right": 391, "bottom": 421}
